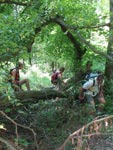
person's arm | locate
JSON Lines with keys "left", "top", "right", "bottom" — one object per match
{"left": 98, "top": 79, "right": 104, "bottom": 96}
{"left": 79, "top": 80, "right": 93, "bottom": 100}
{"left": 99, "top": 85, "right": 104, "bottom": 97}
{"left": 57, "top": 73, "right": 65, "bottom": 83}
{"left": 11, "top": 69, "right": 17, "bottom": 83}
{"left": 79, "top": 87, "right": 85, "bottom": 100}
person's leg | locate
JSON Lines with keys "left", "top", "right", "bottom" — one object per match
{"left": 51, "top": 80, "right": 57, "bottom": 89}
{"left": 97, "top": 96, "right": 106, "bottom": 111}
{"left": 19, "top": 79, "right": 30, "bottom": 91}
{"left": 12, "top": 83, "right": 21, "bottom": 92}
{"left": 85, "top": 94, "right": 96, "bottom": 114}
{"left": 84, "top": 94, "right": 96, "bottom": 114}
{"left": 98, "top": 96, "right": 106, "bottom": 104}
{"left": 57, "top": 78, "right": 63, "bottom": 91}
{"left": 85, "top": 94, "right": 95, "bottom": 107}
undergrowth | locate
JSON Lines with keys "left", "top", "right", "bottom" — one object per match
{"left": 1, "top": 95, "right": 111, "bottom": 150}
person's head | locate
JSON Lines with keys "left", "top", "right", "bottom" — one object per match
{"left": 16, "top": 62, "right": 24, "bottom": 69}
{"left": 97, "top": 74, "right": 104, "bottom": 85}
{"left": 59, "top": 67, "right": 65, "bottom": 73}
{"left": 86, "top": 61, "right": 92, "bottom": 68}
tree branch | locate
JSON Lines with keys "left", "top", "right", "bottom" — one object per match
{"left": 0, "top": 111, "right": 39, "bottom": 150}
{"left": 76, "top": 31, "right": 113, "bottom": 62}
{"left": 52, "top": 16, "right": 113, "bottom": 62}
{"left": 0, "top": 137, "right": 16, "bottom": 150}
{"left": 27, "top": 15, "right": 113, "bottom": 62}
{"left": 52, "top": 16, "right": 111, "bottom": 30}
{"left": 53, "top": 16, "right": 87, "bottom": 59}
{"left": 58, "top": 115, "right": 113, "bottom": 150}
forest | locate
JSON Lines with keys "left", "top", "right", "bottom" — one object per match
{"left": 0, "top": 0, "right": 113, "bottom": 150}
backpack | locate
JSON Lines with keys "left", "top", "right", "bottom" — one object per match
{"left": 82, "top": 72, "right": 99, "bottom": 85}
{"left": 85, "top": 72, "right": 99, "bottom": 80}
{"left": 7, "top": 68, "right": 19, "bottom": 83}
{"left": 51, "top": 72, "right": 59, "bottom": 82}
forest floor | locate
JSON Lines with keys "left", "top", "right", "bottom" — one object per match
{"left": 89, "top": 136, "right": 113, "bottom": 150}
{"left": 0, "top": 98, "right": 113, "bottom": 150}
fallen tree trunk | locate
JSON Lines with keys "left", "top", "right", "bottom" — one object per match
{"left": 15, "top": 89, "right": 66, "bottom": 100}
{"left": 0, "top": 89, "right": 67, "bottom": 107}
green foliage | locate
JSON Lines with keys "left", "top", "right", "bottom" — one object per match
{"left": 83, "top": 51, "right": 106, "bottom": 72}
{"left": 32, "top": 25, "right": 75, "bottom": 69}
{"left": 15, "top": 137, "right": 29, "bottom": 147}
{"left": 0, "top": 0, "right": 107, "bottom": 67}
{"left": 104, "top": 80, "right": 113, "bottom": 114}
{"left": 0, "top": 1, "right": 112, "bottom": 149}
{"left": 0, "top": 4, "right": 13, "bottom": 14}
{"left": 55, "top": 0, "right": 99, "bottom": 25}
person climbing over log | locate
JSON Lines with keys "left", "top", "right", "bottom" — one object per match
{"left": 79, "top": 73, "right": 106, "bottom": 112}
{"left": 10, "top": 62, "right": 30, "bottom": 91}
{"left": 51, "top": 67, "right": 65, "bottom": 91}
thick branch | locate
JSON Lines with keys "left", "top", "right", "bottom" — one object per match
{"left": 53, "top": 22, "right": 111, "bottom": 30}
{"left": 53, "top": 16, "right": 86, "bottom": 59}
{"left": 52, "top": 17, "right": 113, "bottom": 62}
{"left": 30, "top": 16, "right": 113, "bottom": 62}
{"left": 76, "top": 31, "right": 113, "bottom": 62}
{"left": 0, "top": 9, "right": 112, "bottom": 62}
{"left": 15, "top": 89, "right": 66, "bottom": 100}
{"left": 27, "top": 19, "right": 53, "bottom": 52}
{"left": 28, "top": 16, "right": 86, "bottom": 60}
{"left": 0, "top": 89, "right": 67, "bottom": 107}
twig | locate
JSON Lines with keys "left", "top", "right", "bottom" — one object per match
{"left": 0, "top": 137, "right": 16, "bottom": 150}
{"left": 0, "top": 111, "right": 39, "bottom": 150}
{"left": 58, "top": 115, "right": 113, "bottom": 150}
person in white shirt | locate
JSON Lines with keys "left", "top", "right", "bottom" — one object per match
{"left": 79, "top": 74, "right": 106, "bottom": 108}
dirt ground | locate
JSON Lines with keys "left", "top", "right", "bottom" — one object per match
{"left": 89, "top": 135, "right": 113, "bottom": 150}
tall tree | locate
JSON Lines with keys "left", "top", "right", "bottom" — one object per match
{"left": 105, "top": 0, "right": 113, "bottom": 79}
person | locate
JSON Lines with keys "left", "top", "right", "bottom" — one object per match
{"left": 79, "top": 73, "right": 106, "bottom": 110}
{"left": 75, "top": 60, "right": 93, "bottom": 83}
{"left": 51, "top": 67, "right": 65, "bottom": 91}
{"left": 10, "top": 62, "right": 30, "bottom": 91}
{"left": 83, "top": 61, "right": 93, "bottom": 79}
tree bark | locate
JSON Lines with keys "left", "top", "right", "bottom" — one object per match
{"left": 105, "top": 0, "right": 113, "bottom": 79}
{"left": 54, "top": 15, "right": 87, "bottom": 60}
{"left": 15, "top": 89, "right": 66, "bottom": 100}
{"left": 0, "top": 89, "right": 67, "bottom": 107}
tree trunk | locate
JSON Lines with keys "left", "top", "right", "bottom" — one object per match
{"left": 105, "top": 0, "right": 113, "bottom": 79}
{"left": 0, "top": 89, "right": 67, "bottom": 107}
{"left": 15, "top": 89, "right": 66, "bottom": 100}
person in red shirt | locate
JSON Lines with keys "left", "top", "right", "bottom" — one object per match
{"left": 51, "top": 67, "right": 65, "bottom": 91}
{"left": 11, "top": 62, "right": 30, "bottom": 91}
